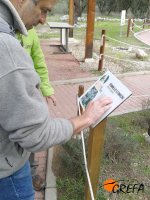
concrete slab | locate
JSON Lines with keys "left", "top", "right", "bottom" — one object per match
{"left": 45, "top": 188, "right": 57, "bottom": 200}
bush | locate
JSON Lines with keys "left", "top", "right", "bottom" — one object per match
{"left": 104, "top": 127, "right": 138, "bottom": 165}
{"left": 51, "top": 0, "right": 68, "bottom": 15}
{"left": 61, "top": 138, "right": 87, "bottom": 178}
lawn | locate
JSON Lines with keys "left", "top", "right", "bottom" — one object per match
{"left": 37, "top": 14, "right": 150, "bottom": 73}
{"left": 38, "top": 14, "right": 148, "bottom": 49}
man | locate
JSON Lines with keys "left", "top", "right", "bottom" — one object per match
{"left": 0, "top": 0, "right": 112, "bottom": 199}
{"left": 17, "top": 3, "right": 56, "bottom": 187}
{"left": 17, "top": 28, "right": 57, "bottom": 191}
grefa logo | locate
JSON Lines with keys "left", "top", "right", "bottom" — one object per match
{"left": 101, "top": 179, "right": 144, "bottom": 194}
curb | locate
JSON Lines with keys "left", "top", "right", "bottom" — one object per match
{"left": 51, "top": 71, "right": 150, "bottom": 86}
{"left": 45, "top": 148, "right": 57, "bottom": 200}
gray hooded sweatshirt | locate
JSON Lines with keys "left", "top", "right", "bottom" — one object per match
{"left": 0, "top": 0, "right": 73, "bottom": 179}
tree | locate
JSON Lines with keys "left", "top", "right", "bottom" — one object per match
{"left": 73, "top": 0, "right": 150, "bottom": 20}
{"left": 80, "top": 0, "right": 87, "bottom": 12}
{"left": 96, "top": 0, "right": 107, "bottom": 13}
{"left": 74, "top": 0, "right": 82, "bottom": 24}
{"left": 131, "top": 0, "right": 149, "bottom": 17}
{"left": 96, "top": 0, "right": 149, "bottom": 17}
{"left": 146, "top": 0, "right": 150, "bottom": 18}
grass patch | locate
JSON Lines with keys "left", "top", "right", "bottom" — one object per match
{"left": 90, "top": 69, "right": 103, "bottom": 76}
{"left": 56, "top": 110, "right": 150, "bottom": 200}
{"left": 37, "top": 15, "right": 149, "bottom": 49}
{"left": 57, "top": 177, "right": 84, "bottom": 200}
{"left": 38, "top": 32, "right": 60, "bottom": 39}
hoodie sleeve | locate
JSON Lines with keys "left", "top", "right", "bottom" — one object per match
{"left": 0, "top": 34, "right": 73, "bottom": 152}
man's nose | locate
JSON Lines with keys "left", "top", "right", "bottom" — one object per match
{"left": 39, "top": 16, "right": 46, "bottom": 24}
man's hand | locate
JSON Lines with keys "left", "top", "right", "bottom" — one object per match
{"left": 82, "top": 96, "right": 112, "bottom": 126}
{"left": 46, "top": 95, "right": 56, "bottom": 106}
{"left": 70, "top": 96, "right": 112, "bottom": 134}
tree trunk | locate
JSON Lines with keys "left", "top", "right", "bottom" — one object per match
{"left": 146, "top": 0, "right": 150, "bottom": 18}
{"left": 74, "top": 0, "right": 82, "bottom": 24}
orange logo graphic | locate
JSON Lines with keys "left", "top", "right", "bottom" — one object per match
{"left": 103, "top": 179, "right": 119, "bottom": 192}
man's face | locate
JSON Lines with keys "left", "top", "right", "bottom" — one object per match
{"left": 21, "top": 0, "right": 57, "bottom": 30}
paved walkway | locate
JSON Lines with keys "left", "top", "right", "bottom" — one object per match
{"left": 48, "top": 72, "right": 150, "bottom": 118}
{"left": 134, "top": 29, "right": 150, "bottom": 46}
{"left": 35, "top": 39, "right": 150, "bottom": 200}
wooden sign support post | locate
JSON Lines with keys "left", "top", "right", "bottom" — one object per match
{"left": 69, "top": 0, "right": 74, "bottom": 38}
{"left": 98, "top": 30, "right": 106, "bottom": 71}
{"left": 85, "top": 0, "right": 96, "bottom": 59}
{"left": 77, "top": 85, "right": 84, "bottom": 115}
{"left": 127, "top": 18, "right": 131, "bottom": 37}
{"left": 85, "top": 118, "right": 107, "bottom": 200}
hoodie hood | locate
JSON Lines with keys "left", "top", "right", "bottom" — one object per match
{"left": 0, "top": 0, "right": 28, "bottom": 36}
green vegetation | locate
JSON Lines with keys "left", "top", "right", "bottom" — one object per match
{"left": 38, "top": 32, "right": 60, "bottom": 39}
{"left": 71, "top": 19, "right": 148, "bottom": 50}
{"left": 57, "top": 178, "right": 84, "bottom": 200}
{"left": 45, "top": 15, "right": 147, "bottom": 46}
{"left": 37, "top": 15, "right": 150, "bottom": 66}
{"left": 56, "top": 110, "right": 150, "bottom": 200}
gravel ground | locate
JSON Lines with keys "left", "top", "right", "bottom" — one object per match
{"left": 69, "top": 39, "right": 150, "bottom": 74}
{"left": 36, "top": 24, "right": 150, "bottom": 75}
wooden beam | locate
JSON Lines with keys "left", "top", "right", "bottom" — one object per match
{"left": 69, "top": 0, "right": 74, "bottom": 38}
{"left": 85, "top": 119, "right": 107, "bottom": 200}
{"left": 85, "top": 0, "right": 96, "bottom": 59}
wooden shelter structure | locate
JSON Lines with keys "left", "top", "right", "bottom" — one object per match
{"left": 69, "top": 0, "right": 96, "bottom": 59}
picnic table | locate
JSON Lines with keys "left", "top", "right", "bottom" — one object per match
{"left": 47, "top": 22, "right": 74, "bottom": 52}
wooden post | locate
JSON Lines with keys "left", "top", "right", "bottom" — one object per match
{"left": 85, "top": 118, "right": 107, "bottom": 200}
{"left": 98, "top": 29, "right": 106, "bottom": 71}
{"left": 69, "top": 0, "right": 74, "bottom": 38}
{"left": 143, "top": 18, "right": 146, "bottom": 29}
{"left": 131, "top": 18, "right": 134, "bottom": 31}
{"left": 85, "top": 0, "right": 96, "bottom": 59}
{"left": 127, "top": 18, "right": 131, "bottom": 37}
{"left": 77, "top": 85, "right": 84, "bottom": 115}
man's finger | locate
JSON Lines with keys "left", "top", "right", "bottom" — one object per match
{"left": 96, "top": 97, "right": 112, "bottom": 106}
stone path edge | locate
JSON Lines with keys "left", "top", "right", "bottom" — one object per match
{"left": 51, "top": 71, "right": 150, "bottom": 85}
